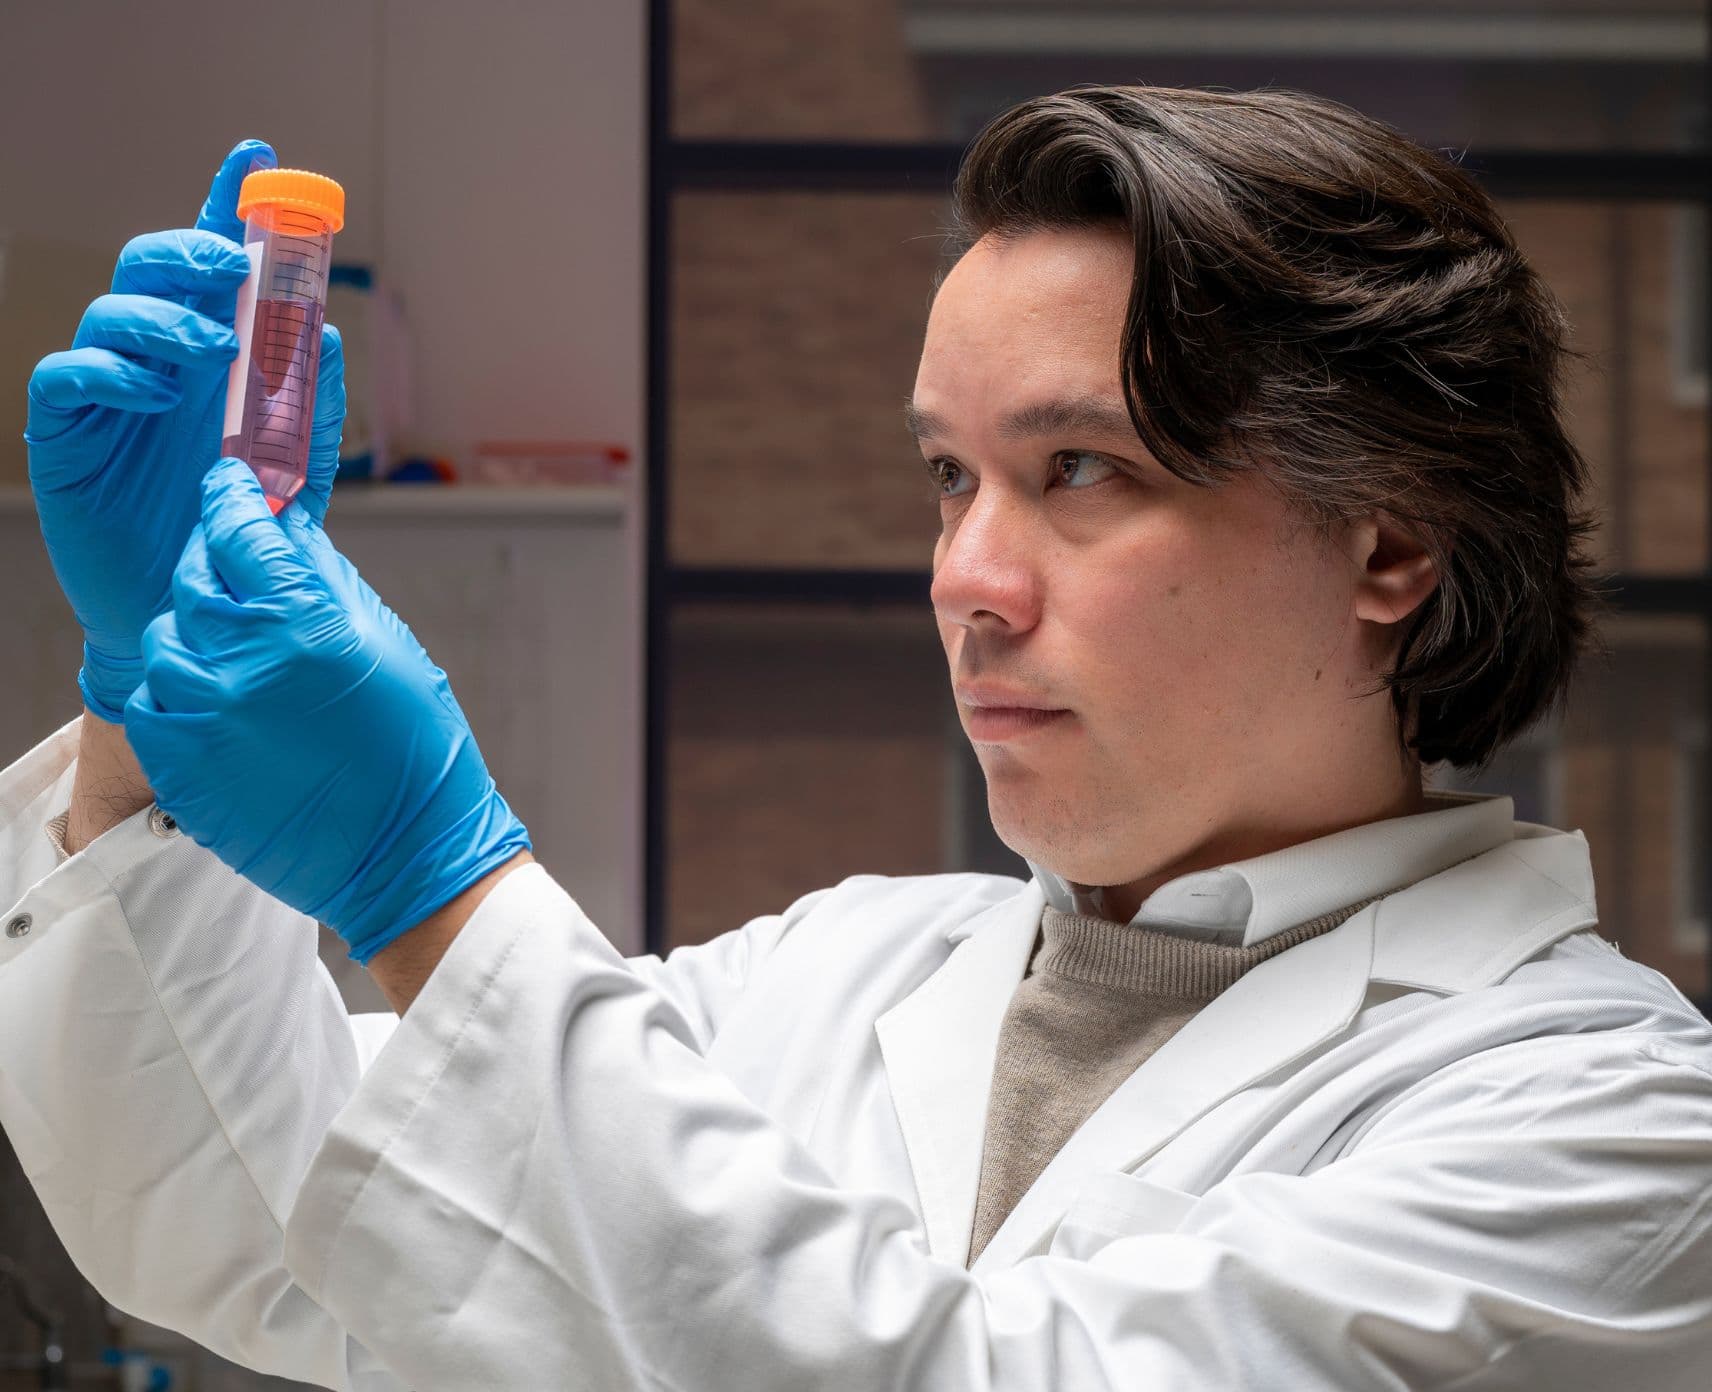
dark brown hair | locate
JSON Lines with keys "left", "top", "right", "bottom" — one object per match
{"left": 945, "top": 84, "right": 1600, "bottom": 770}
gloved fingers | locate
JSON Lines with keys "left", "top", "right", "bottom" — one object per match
{"left": 278, "top": 503, "right": 330, "bottom": 558}
{"left": 199, "top": 458, "right": 321, "bottom": 603}
{"left": 312, "top": 322, "right": 345, "bottom": 446}
{"left": 122, "top": 684, "right": 223, "bottom": 822}
{"left": 72, "top": 293, "right": 239, "bottom": 370}
{"left": 194, "top": 139, "right": 277, "bottom": 243}
{"left": 110, "top": 228, "right": 253, "bottom": 307}
{"left": 299, "top": 321, "right": 347, "bottom": 522}
{"left": 137, "top": 610, "right": 224, "bottom": 714}
{"left": 169, "top": 522, "right": 252, "bottom": 650}
{"left": 278, "top": 510, "right": 387, "bottom": 634}
{"left": 25, "top": 347, "right": 180, "bottom": 429}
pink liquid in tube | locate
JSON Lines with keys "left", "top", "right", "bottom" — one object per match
{"left": 222, "top": 297, "right": 325, "bottom": 512}
{"left": 223, "top": 169, "right": 345, "bottom": 514}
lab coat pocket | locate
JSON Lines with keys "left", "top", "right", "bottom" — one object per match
{"left": 1049, "top": 1170, "right": 1200, "bottom": 1262}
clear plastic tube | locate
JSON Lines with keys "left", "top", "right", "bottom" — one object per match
{"left": 221, "top": 169, "right": 344, "bottom": 514}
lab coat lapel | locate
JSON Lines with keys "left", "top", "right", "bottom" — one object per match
{"left": 874, "top": 880, "right": 1045, "bottom": 1264}
{"left": 969, "top": 900, "right": 1379, "bottom": 1275}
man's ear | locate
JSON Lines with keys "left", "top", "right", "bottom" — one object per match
{"left": 1349, "top": 515, "right": 1440, "bottom": 628}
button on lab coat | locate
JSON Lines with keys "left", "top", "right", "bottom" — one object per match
{"left": 2, "top": 719, "right": 1711, "bottom": 1390}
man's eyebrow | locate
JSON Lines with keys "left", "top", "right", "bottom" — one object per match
{"left": 903, "top": 396, "right": 1139, "bottom": 445}
{"left": 999, "top": 396, "right": 1140, "bottom": 443}
{"left": 903, "top": 400, "right": 948, "bottom": 443}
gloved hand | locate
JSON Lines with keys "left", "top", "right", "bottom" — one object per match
{"left": 26, "top": 139, "right": 346, "bottom": 722}
{"left": 124, "top": 459, "right": 532, "bottom": 964}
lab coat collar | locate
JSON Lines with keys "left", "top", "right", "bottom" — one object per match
{"left": 1020, "top": 791, "right": 1514, "bottom": 947}
{"left": 880, "top": 808, "right": 1598, "bottom": 1271}
{"left": 1366, "top": 822, "right": 1598, "bottom": 991}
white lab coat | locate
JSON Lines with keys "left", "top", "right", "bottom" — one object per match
{"left": 2, "top": 717, "right": 1711, "bottom": 1391}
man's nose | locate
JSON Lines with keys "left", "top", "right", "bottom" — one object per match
{"left": 929, "top": 492, "right": 1044, "bottom": 633}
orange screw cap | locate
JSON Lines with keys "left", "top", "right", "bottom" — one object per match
{"left": 236, "top": 168, "right": 345, "bottom": 233}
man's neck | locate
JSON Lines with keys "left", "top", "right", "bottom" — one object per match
{"left": 1073, "top": 770, "right": 1430, "bottom": 926}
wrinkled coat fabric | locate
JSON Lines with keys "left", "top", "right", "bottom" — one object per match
{"left": 3, "top": 720, "right": 1711, "bottom": 1391}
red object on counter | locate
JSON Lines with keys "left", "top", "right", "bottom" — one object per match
{"left": 468, "top": 440, "right": 632, "bottom": 486}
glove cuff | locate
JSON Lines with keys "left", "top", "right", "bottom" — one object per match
{"left": 343, "top": 798, "right": 534, "bottom": 965}
{"left": 78, "top": 655, "right": 142, "bottom": 725}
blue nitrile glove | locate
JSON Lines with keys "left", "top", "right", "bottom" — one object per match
{"left": 25, "top": 139, "right": 346, "bottom": 722}
{"left": 124, "top": 459, "right": 532, "bottom": 964}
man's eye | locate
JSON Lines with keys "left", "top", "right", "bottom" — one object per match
{"left": 927, "top": 457, "right": 972, "bottom": 498}
{"left": 1056, "top": 450, "right": 1119, "bottom": 488}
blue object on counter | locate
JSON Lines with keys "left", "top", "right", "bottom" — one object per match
{"left": 100, "top": 1347, "right": 173, "bottom": 1390}
{"left": 329, "top": 263, "right": 374, "bottom": 290}
{"left": 387, "top": 455, "right": 458, "bottom": 483}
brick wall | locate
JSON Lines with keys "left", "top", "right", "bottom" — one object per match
{"left": 672, "top": 192, "right": 950, "bottom": 568}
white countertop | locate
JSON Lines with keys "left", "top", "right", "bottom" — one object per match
{"left": 0, "top": 483, "right": 630, "bottom": 521}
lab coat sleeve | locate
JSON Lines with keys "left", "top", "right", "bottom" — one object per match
{"left": 281, "top": 861, "right": 1712, "bottom": 1391}
{"left": 619, "top": 883, "right": 835, "bottom": 1050}
{"left": 0, "top": 720, "right": 407, "bottom": 1390}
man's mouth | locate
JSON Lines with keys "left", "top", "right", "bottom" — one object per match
{"left": 951, "top": 684, "right": 1068, "bottom": 739}
{"left": 961, "top": 703, "right": 1073, "bottom": 742}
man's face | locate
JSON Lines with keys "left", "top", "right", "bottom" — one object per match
{"left": 911, "top": 225, "right": 1389, "bottom": 894}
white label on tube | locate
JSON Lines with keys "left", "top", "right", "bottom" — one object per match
{"left": 222, "top": 240, "right": 264, "bottom": 441}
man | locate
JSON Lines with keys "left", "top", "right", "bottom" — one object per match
{"left": 3, "top": 86, "right": 1709, "bottom": 1390}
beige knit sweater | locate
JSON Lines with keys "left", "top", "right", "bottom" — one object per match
{"left": 966, "top": 896, "right": 1374, "bottom": 1266}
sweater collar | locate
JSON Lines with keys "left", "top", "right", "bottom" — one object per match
{"left": 1026, "top": 791, "right": 1514, "bottom": 949}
